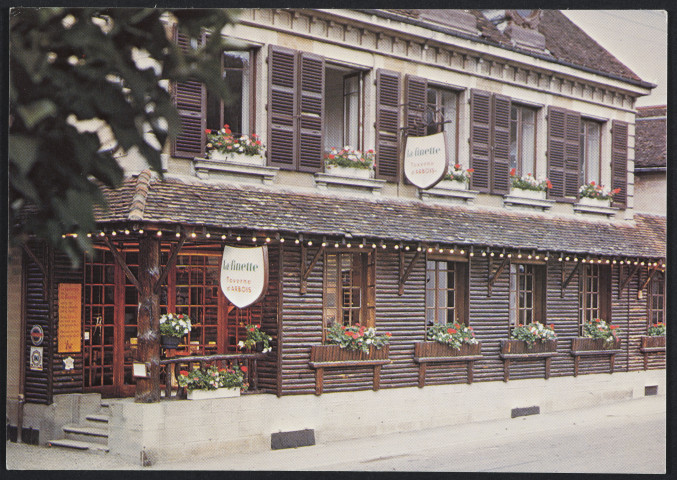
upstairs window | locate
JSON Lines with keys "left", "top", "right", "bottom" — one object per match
{"left": 324, "top": 66, "right": 363, "bottom": 152}
{"left": 510, "top": 105, "right": 537, "bottom": 177}
{"left": 206, "top": 51, "right": 252, "bottom": 136}
{"left": 579, "top": 119, "right": 602, "bottom": 185}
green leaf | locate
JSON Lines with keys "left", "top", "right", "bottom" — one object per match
{"left": 17, "top": 99, "right": 57, "bottom": 129}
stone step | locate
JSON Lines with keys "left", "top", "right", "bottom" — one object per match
{"left": 63, "top": 424, "right": 109, "bottom": 445}
{"left": 85, "top": 414, "right": 110, "bottom": 424}
{"left": 48, "top": 438, "right": 110, "bottom": 453}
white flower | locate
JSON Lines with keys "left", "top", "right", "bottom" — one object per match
{"left": 238, "top": 340, "right": 245, "bottom": 349}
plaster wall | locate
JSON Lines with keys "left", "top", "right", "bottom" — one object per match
{"left": 633, "top": 172, "right": 666, "bottom": 216}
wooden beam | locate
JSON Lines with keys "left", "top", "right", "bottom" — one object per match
{"left": 103, "top": 236, "right": 141, "bottom": 292}
{"left": 561, "top": 261, "right": 581, "bottom": 297}
{"left": 639, "top": 267, "right": 658, "bottom": 293}
{"left": 21, "top": 243, "right": 46, "bottom": 278}
{"left": 300, "top": 244, "right": 325, "bottom": 294}
{"left": 488, "top": 256, "right": 509, "bottom": 296}
{"left": 136, "top": 235, "right": 161, "bottom": 403}
{"left": 154, "top": 235, "right": 187, "bottom": 294}
{"left": 619, "top": 262, "right": 642, "bottom": 294}
{"left": 398, "top": 250, "right": 421, "bottom": 295}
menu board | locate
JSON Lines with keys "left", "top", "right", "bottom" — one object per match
{"left": 58, "top": 283, "right": 82, "bottom": 353}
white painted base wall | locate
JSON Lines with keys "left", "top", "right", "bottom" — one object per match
{"left": 106, "top": 369, "right": 665, "bottom": 466}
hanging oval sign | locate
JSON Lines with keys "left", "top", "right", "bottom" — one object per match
{"left": 220, "top": 244, "right": 269, "bottom": 309}
{"left": 403, "top": 132, "right": 448, "bottom": 189}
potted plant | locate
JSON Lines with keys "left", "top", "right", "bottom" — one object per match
{"left": 641, "top": 322, "right": 666, "bottom": 350}
{"left": 438, "top": 164, "right": 474, "bottom": 190}
{"left": 415, "top": 321, "right": 481, "bottom": 357}
{"left": 324, "top": 147, "right": 375, "bottom": 179}
{"left": 159, "top": 313, "right": 191, "bottom": 349}
{"left": 502, "top": 322, "right": 558, "bottom": 354}
{"left": 578, "top": 181, "right": 620, "bottom": 207}
{"left": 310, "top": 323, "right": 391, "bottom": 362}
{"left": 237, "top": 324, "right": 273, "bottom": 353}
{"left": 572, "top": 318, "right": 621, "bottom": 351}
{"left": 177, "top": 364, "right": 248, "bottom": 400}
{"left": 509, "top": 168, "right": 552, "bottom": 199}
{"left": 205, "top": 125, "right": 265, "bottom": 164}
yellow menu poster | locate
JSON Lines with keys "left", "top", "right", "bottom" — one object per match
{"left": 58, "top": 283, "right": 82, "bottom": 353}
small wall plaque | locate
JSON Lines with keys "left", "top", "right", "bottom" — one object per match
{"left": 133, "top": 362, "right": 150, "bottom": 378}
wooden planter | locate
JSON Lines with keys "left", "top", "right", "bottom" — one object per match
{"left": 309, "top": 344, "right": 391, "bottom": 395}
{"left": 570, "top": 337, "right": 622, "bottom": 376}
{"left": 640, "top": 336, "right": 666, "bottom": 370}
{"left": 413, "top": 342, "right": 482, "bottom": 387}
{"left": 499, "top": 339, "right": 558, "bottom": 382}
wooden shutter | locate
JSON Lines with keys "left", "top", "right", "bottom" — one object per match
{"left": 492, "top": 94, "right": 511, "bottom": 194}
{"left": 404, "top": 75, "right": 427, "bottom": 137}
{"left": 172, "top": 30, "right": 206, "bottom": 158}
{"left": 375, "top": 69, "right": 401, "bottom": 181}
{"left": 547, "top": 107, "right": 567, "bottom": 199}
{"left": 599, "top": 265, "right": 611, "bottom": 322}
{"left": 298, "top": 53, "right": 325, "bottom": 172}
{"left": 469, "top": 89, "right": 492, "bottom": 192}
{"left": 267, "top": 45, "right": 297, "bottom": 169}
{"left": 563, "top": 110, "right": 581, "bottom": 198}
{"left": 611, "top": 120, "right": 628, "bottom": 208}
{"left": 365, "top": 251, "right": 376, "bottom": 329}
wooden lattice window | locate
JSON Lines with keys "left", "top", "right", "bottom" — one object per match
{"left": 579, "top": 264, "right": 611, "bottom": 331}
{"left": 424, "top": 258, "right": 468, "bottom": 330}
{"left": 648, "top": 271, "right": 665, "bottom": 326}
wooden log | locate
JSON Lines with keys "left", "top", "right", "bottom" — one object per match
{"left": 136, "top": 235, "right": 161, "bottom": 403}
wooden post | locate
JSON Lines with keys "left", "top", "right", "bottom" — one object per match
{"left": 136, "top": 234, "right": 161, "bottom": 402}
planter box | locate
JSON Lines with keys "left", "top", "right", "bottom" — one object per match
{"left": 325, "top": 164, "right": 373, "bottom": 179}
{"left": 209, "top": 151, "right": 266, "bottom": 165}
{"left": 186, "top": 387, "right": 240, "bottom": 400}
{"left": 640, "top": 335, "right": 666, "bottom": 370}
{"left": 437, "top": 179, "right": 468, "bottom": 190}
{"left": 413, "top": 341, "right": 482, "bottom": 386}
{"left": 414, "top": 341, "right": 481, "bottom": 358}
{"left": 161, "top": 335, "right": 182, "bottom": 349}
{"left": 499, "top": 339, "right": 557, "bottom": 382}
{"left": 578, "top": 196, "right": 611, "bottom": 207}
{"left": 571, "top": 337, "right": 621, "bottom": 352}
{"left": 310, "top": 344, "right": 389, "bottom": 363}
{"left": 510, "top": 188, "right": 546, "bottom": 200}
{"left": 308, "top": 344, "right": 390, "bottom": 395}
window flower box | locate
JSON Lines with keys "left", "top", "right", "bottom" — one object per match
{"left": 186, "top": 387, "right": 240, "bottom": 400}
{"left": 570, "top": 337, "right": 622, "bottom": 376}
{"left": 325, "top": 164, "right": 373, "bottom": 179}
{"left": 437, "top": 179, "right": 468, "bottom": 191}
{"left": 413, "top": 341, "right": 483, "bottom": 386}
{"left": 578, "top": 196, "right": 611, "bottom": 208}
{"left": 308, "top": 344, "right": 391, "bottom": 395}
{"left": 499, "top": 339, "right": 557, "bottom": 381}
{"left": 209, "top": 151, "right": 266, "bottom": 166}
{"left": 640, "top": 335, "right": 666, "bottom": 370}
{"left": 510, "top": 187, "right": 547, "bottom": 200}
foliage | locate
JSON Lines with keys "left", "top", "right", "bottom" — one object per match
{"left": 326, "top": 323, "right": 391, "bottom": 354}
{"left": 443, "top": 163, "right": 474, "bottom": 183}
{"left": 325, "top": 146, "right": 375, "bottom": 170}
{"left": 177, "top": 364, "right": 248, "bottom": 391}
{"left": 510, "top": 168, "right": 552, "bottom": 191}
{"left": 159, "top": 313, "right": 191, "bottom": 338}
{"left": 579, "top": 181, "right": 621, "bottom": 200}
{"left": 511, "top": 322, "right": 557, "bottom": 347}
{"left": 582, "top": 318, "right": 619, "bottom": 344}
{"left": 426, "top": 321, "right": 478, "bottom": 349}
{"left": 206, "top": 125, "right": 264, "bottom": 156}
{"left": 647, "top": 322, "right": 666, "bottom": 336}
{"left": 237, "top": 324, "right": 273, "bottom": 353}
{"left": 10, "top": 8, "right": 236, "bottom": 265}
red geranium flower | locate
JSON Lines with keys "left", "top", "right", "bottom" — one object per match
{"left": 179, "top": 370, "right": 189, "bottom": 376}
{"left": 610, "top": 325, "right": 618, "bottom": 329}
{"left": 454, "top": 163, "right": 461, "bottom": 169}
{"left": 205, "top": 129, "right": 211, "bottom": 134}
{"left": 467, "top": 168, "right": 474, "bottom": 173}
{"left": 385, "top": 332, "right": 392, "bottom": 337}
{"left": 240, "top": 366, "right": 248, "bottom": 372}
{"left": 546, "top": 180, "right": 553, "bottom": 189}
{"left": 510, "top": 168, "right": 516, "bottom": 176}
{"left": 447, "top": 328, "right": 457, "bottom": 334}
{"left": 590, "top": 181, "right": 595, "bottom": 186}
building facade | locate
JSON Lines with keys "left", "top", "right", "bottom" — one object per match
{"left": 7, "top": 9, "right": 666, "bottom": 461}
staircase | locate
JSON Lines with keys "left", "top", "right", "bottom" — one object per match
{"left": 48, "top": 401, "right": 111, "bottom": 453}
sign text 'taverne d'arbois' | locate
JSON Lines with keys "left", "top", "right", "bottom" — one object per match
{"left": 220, "top": 245, "right": 269, "bottom": 308}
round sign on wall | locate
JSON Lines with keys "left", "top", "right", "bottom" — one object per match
{"left": 220, "top": 245, "right": 269, "bottom": 309}
{"left": 30, "top": 324, "right": 44, "bottom": 346}
{"left": 403, "top": 132, "right": 449, "bottom": 189}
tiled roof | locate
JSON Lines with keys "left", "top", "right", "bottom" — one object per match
{"left": 95, "top": 174, "right": 666, "bottom": 259}
{"left": 635, "top": 106, "right": 667, "bottom": 169}
{"left": 381, "top": 9, "right": 644, "bottom": 85}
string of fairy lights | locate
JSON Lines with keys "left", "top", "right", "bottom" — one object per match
{"left": 61, "top": 227, "right": 666, "bottom": 269}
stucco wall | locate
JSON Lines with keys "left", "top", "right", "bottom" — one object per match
{"left": 633, "top": 171, "right": 666, "bottom": 216}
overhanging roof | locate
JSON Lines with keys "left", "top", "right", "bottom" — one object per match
{"left": 95, "top": 173, "right": 666, "bottom": 260}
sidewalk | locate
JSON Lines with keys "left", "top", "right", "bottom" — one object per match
{"left": 6, "top": 394, "right": 666, "bottom": 472}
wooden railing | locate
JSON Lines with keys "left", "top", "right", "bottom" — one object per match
{"left": 160, "top": 352, "right": 269, "bottom": 400}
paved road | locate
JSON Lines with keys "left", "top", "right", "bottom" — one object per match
{"left": 6, "top": 395, "right": 666, "bottom": 473}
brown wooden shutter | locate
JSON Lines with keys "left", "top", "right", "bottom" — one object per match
{"left": 547, "top": 106, "right": 567, "bottom": 199}
{"left": 611, "top": 120, "right": 628, "bottom": 208}
{"left": 298, "top": 53, "right": 325, "bottom": 172}
{"left": 599, "top": 265, "right": 611, "bottom": 322}
{"left": 469, "top": 89, "right": 492, "bottom": 192}
{"left": 375, "top": 69, "right": 401, "bottom": 181}
{"left": 171, "top": 30, "right": 206, "bottom": 158}
{"left": 267, "top": 45, "right": 297, "bottom": 169}
{"left": 404, "top": 75, "right": 427, "bottom": 137}
{"left": 492, "top": 94, "right": 511, "bottom": 194}
{"left": 563, "top": 110, "right": 581, "bottom": 198}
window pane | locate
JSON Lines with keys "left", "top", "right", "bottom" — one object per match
{"left": 521, "top": 109, "right": 535, "bottom": 175}
{"left": 586, "top": 122, "right": 601, "bottom": 184}
{"left": 441, "top": 90, "right": 457, "bottom": 162}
